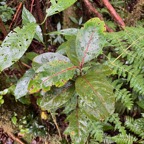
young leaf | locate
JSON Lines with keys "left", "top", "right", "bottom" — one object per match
{"left": 65, "top": 110, "right": 89, "bottom": 144}
{"left": 75, "top": 67, "right": 115, "bottom": 120}
{"left": 22, "top": 6, "right": 43, "bottom": 43}
{"left": 38, "top": 82, "right": 74, "bottom": 111}
{"left": 45, "top": 0, "right": 77, "bottom": 19}
{"left": 0, "top": 23, "right": 36, "bottom": 72}
{"left": 75, "top": 18, "right": 106, "bottom": 67}
{"left": 14, "top": 69, "right": 35, "bottom": 99}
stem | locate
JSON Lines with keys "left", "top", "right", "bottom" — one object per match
{"left": 50, "top": 113, "right": 62, "bottom": 140}
{"left": 9, "top": 2, "right": 23, "bottom": 29}
{"left": 7, "top": 132, "right": 25, "bottom": 144}
{"left": 20, "top": 62, "right": 31, "bottom": 69}
{"left": 102, "top": 0, "right": 125, "bottom": 28}
{"left": 76, "top": 95, "right": 79, "bottom": 136}
{"left": 0, "top": 17, "right": 7, "bottom": 37}
{"left": 30, "top": 0, "right": 35, "bottom": 13}
{"left": 83, "top": 0, "right": 113, "bottom": 32}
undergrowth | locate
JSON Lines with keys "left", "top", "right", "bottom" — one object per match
{"left": 0, "top": 0, "right": 144, "bottom": 143}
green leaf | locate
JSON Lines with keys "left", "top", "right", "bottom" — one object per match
{"left": 32, "top": 52, "right": 70, "bottom": 71}
{"left": 45, "top": 0, "right": 77, "bottom": 18}
{"left": 29, "top": 53, "right": 76, "bottom": 93}
{"left": 25, "top": 52, "right": 38, "bottom": 61}
{"left": 56, "top": 42, "right": 68, "bottom": 55}
{"left": 64, "top": 110, "right": 89, "bottom": 144}
{"left": 0, "top": 23, "right": 36, "bottom": 72}
{"left": 66, "top": 36, "right": 80, "bottom": 66}
{"left": 11, "top": 116, "right": 17, "bottom": 125}
{"left": 69, "top": 16, "right": 78, "bottom": 24}
{"left": 22, "top": 6, "right": 36, "bottom": 23}
{"left": 75, "top": 18, "right": 106, "bottom": 66}
{"left": 18, "top": 96, "right": 31, "bottom": 105}
{"left": 14, "top": 69, "right": 35, "bottom": 99}
{"left": 0, "top": 96, "right": 4, "bottom": 105}
{"left": 49, "top": 28, "right": 78, "bottom": 36}
{"left": 0, "top": 89, "right": 8, "bottom": 95}
{"left": 57, "top": 36, "right": 80, "bottom": 65}
{"left": 75, "top": 66, "right": 115, "bottom": 120}
{"left": 137, "top": 100, "right": 144, "bottom": 109}
{"left": 22, "top": 6, "right": 43, "bottom": 43}
{"left": 38, "top": 82, "right": 74, "bottom": 111}
{"left": 29, "top": 60, "right": 76, "bottom": 93}
{"left": 63, "top": 94, "right": 77, "bottom": 114}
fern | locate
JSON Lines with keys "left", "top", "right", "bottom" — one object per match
{"left": 108, "top": 113, "right": 126, "bottom": 135}
{"left": 110, "top": 134, "right": 137, "bottom": 144}
{"left": 105, "top": 27, "right": 144, "bottom": 112}
{"left": 125, "top": 116, "right": 144, "bottom": 138}
{"left": 107, "top": 114, "right": 138, "bottom": 144}
{"left": 112, "top": 80, "right": 133, "bottom": 110}
{"left": 89, "top": 120, "right": 104, "bottom": 143}
{"left": 107, "top": 57, "right": 144, "bottom": 95}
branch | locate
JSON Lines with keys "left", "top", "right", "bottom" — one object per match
{"left": 7, "top": 132, "right": 25, "bottom": 144}
{"left": 102, "top": 0, "right": 125, "bottom": 28}
{"left": 9, "top": 2, "right": 23, "bottom": 29}
{"left": 30, "top": 0, "right": 35, "bottom": 13}
{"left": 50, "top": 113, "right": 62, "bottom": 140}
{"left": 83, "top": 0, "right": 113, "bottom": 32}
{"left": 35, "top": 0, "right": 44, "bottom": 23}
{"left": 0, "top": 17, "right": 7, "bottom": 37}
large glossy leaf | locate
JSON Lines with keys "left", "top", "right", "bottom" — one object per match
{"left": 14, "top": 69, "right": 35, "bottom": 99}
{"left": 64, "top": 110, "right": 89, "bottom": 144}
{"left": 75, "top": 66, "right": 115, "bottom": 120}
{"left": 29, "top": 54, "right": 76, "bottom": 93}
{"left": 75, "top": 18, "right": 106, "bottom": 66}
{"left": 45, "top": 0, "right": 77, "bottom": 19}
{"left": 38, "top": 82, "right": 74, "bottom": 111}
{"left": 22, "top": 6, "right": 43, "bottom": 43}
{"left": 0, "top": 23, "right": 36, "bottom": 72}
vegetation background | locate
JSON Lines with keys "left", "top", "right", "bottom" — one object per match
{"left": 0, "top": 0, "right": 144, "bottom": 143}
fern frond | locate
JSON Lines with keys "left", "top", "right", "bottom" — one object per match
{"left": 89, "top": 121, "right": 104, "bottom": 143}
{"left": 125, "top": 116, "right": 144, "bottom": 138}
{"left": 110, "top": 134, "right": 137, "bottom": 144}
{"left": 106, "top": 27, "right": 144, "bottom": 65}
{"left": 112, "top": 80, "right": 133, "bottom": 110}
{"left": 107, "top": 57, "right": 133, "bottom": 78}
{"left": 107, "top": 56, "right": 144, "bottom": 95}
{"left": 108, "top": 113, "right": 126, "bottom": 135}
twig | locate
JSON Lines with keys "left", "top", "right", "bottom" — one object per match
{"left": 9, "top": 2, "right": 23, "bottom": 29}
{"left": 21, "top": 62, "right": 31, "bottom": 69}
{"left": 0, "top": 17, "right": 7, "bottom": 37}
{"left": 7, "top": 132, "right": 25, "bottom": 144}
{"left": 30, "top": 0, "right": 35, "bottom": 13}
{"left": 102, "top": 0, "right": 125, "bottom": 28}
{"left": 50, "top": 113, "right": 62, "bottom": 140}
{"left": 83, "top": 0, "right": 113, "bottom": 32}
{"left": 35, "top": 0, "right": 44, "bottom": 23}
